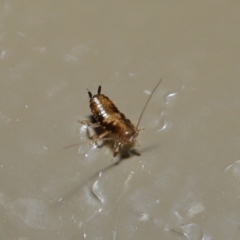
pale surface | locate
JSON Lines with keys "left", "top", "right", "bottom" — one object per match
{"left": 1, "top": 1, "right": 240, "bottom": 239}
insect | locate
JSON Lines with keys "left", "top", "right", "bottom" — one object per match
{"left": 80, "top": 79, "right": 162, "bottom": 159}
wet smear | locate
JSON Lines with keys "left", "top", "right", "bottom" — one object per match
{"left": 10, "top": 198, "right": 56, "bottom": 230}
{"left": 92, "top": 172, "right": 105, "bottom": 204}
{"left": 166, "top": 92, "right": 178, "bottom": 106}
{"left": 78, "top": 125, "right": 100, "bottom": 163}
{"left": 225, "top": 159, "right": 240, "bottom": 181}
{"left": 171, "top": 223, "right": 204, "bottom": 240}
{"left": 82, "top": 209, "right": 101, "bottom": 239}
{"left": 156, "top": 111, "right": 169, "bottom": 132}
{"left": 187, "top": 202, "right": 205, "bottom": 218}
{"left": 83, "top": 185, "right": 100, "bottom": 206}
{"left": 138, "top": 213, "right": 151, "bottom": 222}
{"left": 156, "top": 91, "right": 179, "bottom": 132}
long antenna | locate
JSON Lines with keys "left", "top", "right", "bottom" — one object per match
{"left": 136, "top": 79, "right": 163, "bottom": 130}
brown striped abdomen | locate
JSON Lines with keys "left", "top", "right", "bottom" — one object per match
{"left": 89, "top": 94, "right": 136, "bottom": 139}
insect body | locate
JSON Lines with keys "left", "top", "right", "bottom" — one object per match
{"left": 81, "top": 79, "right": 162, "bottom": 158}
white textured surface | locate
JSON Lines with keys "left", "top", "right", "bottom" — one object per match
{"left": 0, "top": 1, "right": 240, "bottom": 239}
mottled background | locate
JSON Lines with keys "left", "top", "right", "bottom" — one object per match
{"left": 1, "top": 1, "right": 240, "bottom": 239}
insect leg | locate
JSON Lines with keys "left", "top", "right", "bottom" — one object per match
{"left": 92, "top": 130, "right": 109, "bottom": 142}
{"left": 79, "top": 119, "right": 101, "bottom": 128}
{"left": 135, "top": 140, "right": 141, "bottom": 148}
{"left": 90, "top": 131, "right": 111, "bottom": 148}
{"left": 113, "top": 141, "right": 122, "bottom": 158}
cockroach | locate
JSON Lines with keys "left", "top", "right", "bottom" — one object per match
{"left": 80, "top": 79, "right": 162, "bottom": 159}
